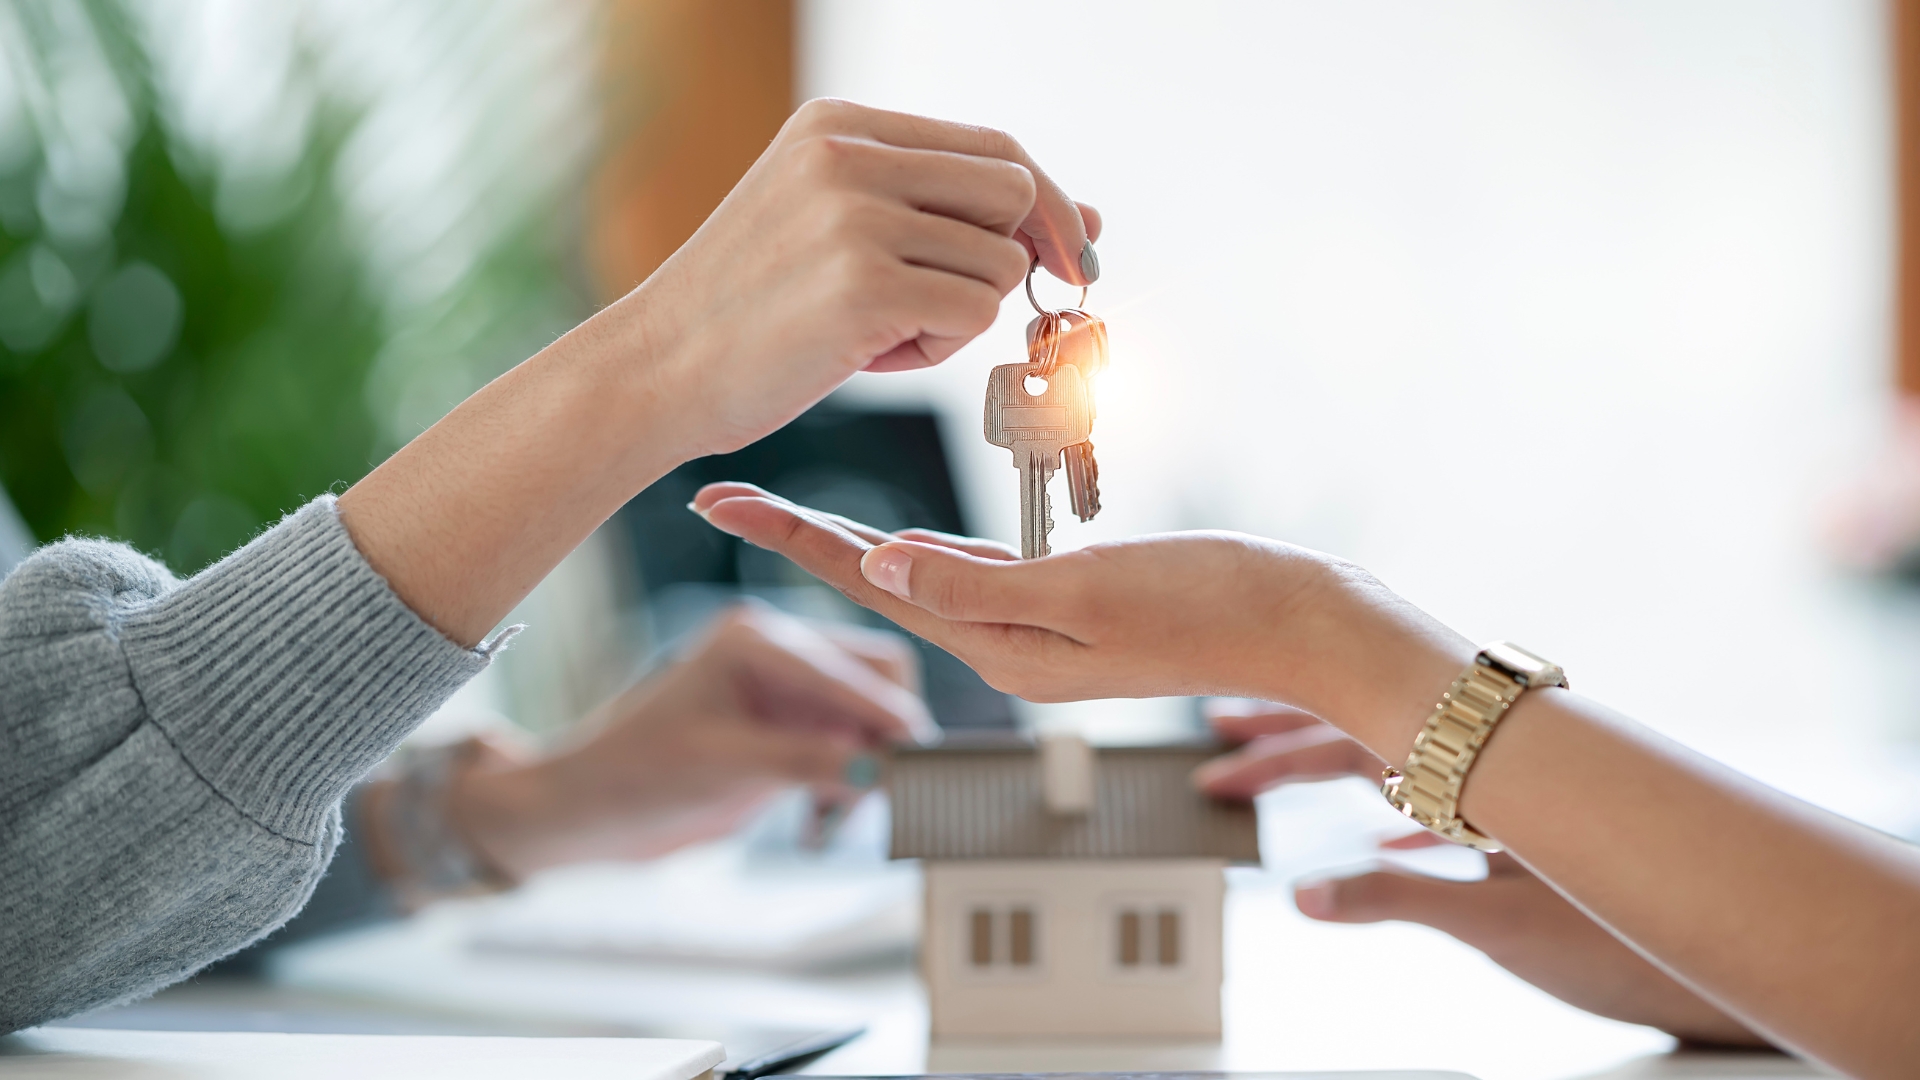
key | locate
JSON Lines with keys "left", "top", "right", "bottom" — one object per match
{"left": 1063, "top": 440, "right": 1101, "bottom": 521}
{"left": 1028, "top": 310, "right": 1109, "bottom": 522}
{"left": 983, "top": 362, "right": 1093, "bottom": 558}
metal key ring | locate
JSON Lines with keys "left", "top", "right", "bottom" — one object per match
{"left": 1028, "top": 306, "right": 1101, "bottom": 378}
{"left": 1025, "top": 258, "right": 1088, "bottom": 316}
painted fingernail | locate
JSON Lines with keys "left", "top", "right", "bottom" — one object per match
{"left": 863, "top": 547, "right": 912, "bottom": 599}
{"left": 1079, "top": 240, "right": 1100, "bottom": 284}
{"left": 1294, "top": 881, "right": 1336, "bottom": 919}
{"left": 844, "top": 753, "right": 880, "bottom": 789}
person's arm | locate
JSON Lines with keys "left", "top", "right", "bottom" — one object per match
{"left": 396, "top": 605, "right": 933, "bottom": 884}
{"left": 0, "top": 499, "right": 486, "bottom": 1032}
{"left": 214, "top": 604, "right": 931, "bottom": 968}
{"left": 691, "top": 483, "right": 1920, "bottom": 1080}
{"left": 1194, "top": 702, "right": 1769, "bottom": 1048}
{"left": 339, "top": 98, "right": 1099, "bottom": 648}
{"left": 0, "top": 99, "right": 1096, "bottom": 1032}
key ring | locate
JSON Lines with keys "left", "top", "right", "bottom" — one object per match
{"left": 1025, "top": 258, "right": 1088, "bottom": 316}
{"left": 1027, "top": 308, "right": 1096, "bottom": 378}
{"left": 1025, "top": 259, "right": 1092, "bottom": 378}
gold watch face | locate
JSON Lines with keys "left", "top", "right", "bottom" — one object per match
{"left": 1479, "top": 641, "right": 1564, "bottom": 689}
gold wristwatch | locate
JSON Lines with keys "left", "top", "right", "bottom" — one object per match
{"left": 1381, "top": 642, "right": 1567, "bottom": 852}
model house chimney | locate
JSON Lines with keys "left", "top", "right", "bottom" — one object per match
{"left": 1039, "top": 733, "right": 1096, "bottom": 815}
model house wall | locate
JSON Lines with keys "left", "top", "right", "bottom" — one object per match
{"left": 923, "top": 858, "right": 1227, "bottom": 1038}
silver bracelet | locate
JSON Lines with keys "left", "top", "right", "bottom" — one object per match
{"left": 382, "top": 738, "right": 516, "bottom": 907}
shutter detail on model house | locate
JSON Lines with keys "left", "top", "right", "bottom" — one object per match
{"left": 970, "top": 909, "right": 993, "bottom": 966}
{"left": 968, "top": 905, "right": 1038, "bottom": 967}
{"left": 1009, "top": 907, "right": 1035, "bottom": 965}
{"left": 1115, "top": 907, "right": 1183, "bottom": 968}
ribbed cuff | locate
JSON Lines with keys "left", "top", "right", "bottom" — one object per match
{"left": 120, "top": 497, "right": 492, "bottom": 842}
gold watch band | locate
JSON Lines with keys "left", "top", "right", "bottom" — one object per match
{"left": 1380, "top": 642, "right": 1567, "bottom": 853}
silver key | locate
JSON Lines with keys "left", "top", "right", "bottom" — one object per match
{"left": 1028, "top": 310, "right": 1109, "bottom": 522}
{"left": 1063, "top": 440, "right": 1100, "bottom": 521}
{"left": 984, "top": 362, "right": 1093, "bottom": 558}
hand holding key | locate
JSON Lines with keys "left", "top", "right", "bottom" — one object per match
{"left": 339, "top": 97, "right": 1099, "bottom": 647}
{"left": 625, "top": 98, "right": 1104, "bottom": 460}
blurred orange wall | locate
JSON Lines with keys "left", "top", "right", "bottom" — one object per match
{"left": 1896, "top": 0, "right": 1920, "bottom": 393}
{"left": 590, "top": 0, "right": 794, "bottom": 300}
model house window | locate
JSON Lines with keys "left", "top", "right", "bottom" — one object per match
{"left": 1115, "top": 906, "right": 1181, "bottom": 968}
{"left": 967, "top": 905, "right": 1037, "bottom": 968}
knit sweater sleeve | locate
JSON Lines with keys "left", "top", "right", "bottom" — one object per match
{"left": 0, "top": 496, "right": 492, "bottom": 1032}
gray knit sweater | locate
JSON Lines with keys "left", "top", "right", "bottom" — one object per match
{"left": 0, "top": 497, "right": 490, "bottom": 1033}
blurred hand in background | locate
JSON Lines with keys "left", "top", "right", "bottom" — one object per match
{"left": 361, "top": 604, "right": 933, "bottom": 888}
{"left": 1193, "top": 700, "right": 1768, "bottom": 1049}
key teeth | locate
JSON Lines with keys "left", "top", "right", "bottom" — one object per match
{"left": 1065, "top": 442, "right": 1102, "bottom": 522}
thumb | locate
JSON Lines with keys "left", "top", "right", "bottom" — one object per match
{"left": 1294, "top": 869, "right": 1480, "bottom": 927}
{"left": 861, "top": 540, "right": 1066, "bottom": 625}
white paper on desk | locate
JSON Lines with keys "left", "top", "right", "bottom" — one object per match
{"left": 0, "top": 1029, "right": 724, "bottom": 1080}
{"left": 468, "top": 843, "right": 920, "bottom": 971}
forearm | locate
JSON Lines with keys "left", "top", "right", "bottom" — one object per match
{"left": 337, "top": 299, "right": 689, "bottom": 647}
{"left": 0, "top": 501, "right": 485, "bottom": 1030}
{"left": 333, "top": 99, "right": 1099, "bottom": 651}
{"left": 1236, "top": 573, "right": 1920, "bottom": 1074}
{"left": 1449, "top": 691, "right": 1920, "bottom": 1076}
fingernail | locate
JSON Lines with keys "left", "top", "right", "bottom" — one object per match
{"left": 1294, "top": 881, "right": 1336, "bottom": 919}
{"left": 1079, "top": 240, "right": 1100, "bottom": 284}
{"left": 843, "top": 753, "right": 880, "bottom": 789}
{"left": 690, "top": 500, "right": 745, "bottom": 537}
{"left": 863, "top": 546, "right": 912, "bottom": 598}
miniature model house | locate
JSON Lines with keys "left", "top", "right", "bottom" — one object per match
{"left": 888, "top": 733, "right": 1260, "bottom": 1038}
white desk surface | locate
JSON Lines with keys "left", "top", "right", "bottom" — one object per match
{"left": 51, "top": 788, "right": 1842, "bottom": 1080}
{"left": 57, "top": 868, "right": 1825, "bottom": 1080}
{"left": 0, "top": 1029, "right": 724, "bottom": 1079}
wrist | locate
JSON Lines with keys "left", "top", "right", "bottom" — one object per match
{"left": 586, "top": 266, "right": 747, "bottom": 464}
{"left": 444, "top": 759, "right": 562, "bottom": 882}
{"left": 1339, "top": 622, "right": 1478, "bottom": 762}
{"left": 546, "top": 290, "right": 705, "bottom": 486}
{"left": 1242, "top": 560, "right": 1474, "bottom": 762}
{"left": 357, "top": 740, "right": 524, "bottom": 906}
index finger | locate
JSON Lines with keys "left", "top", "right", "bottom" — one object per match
{"left": 812, "top": 620, "right": 925, "bottom": 695}
{"left": 799, "top": 99, "right": 1097, "bottom": 286}
{"left": 697, "top": 494, "right": 1075, "bottom": 681}
{"left": 1190, "top": 724, "right": 1379, "bottom": 800}
{"left": 693, "top": 482, "right": 900, "bottom": 547}
{"left": 731, "top": 612, "right": 936, "bottom": 745}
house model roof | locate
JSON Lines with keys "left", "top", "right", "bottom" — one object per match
{"left": 886, "top": 733, "right": 1260, "bottom": 863}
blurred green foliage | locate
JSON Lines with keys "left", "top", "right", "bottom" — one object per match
{"left": 0, "top": 3, "right": 585, "bottom": 572}
{"left": 0, "top": 125, "right": 387, "bottom": 571}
